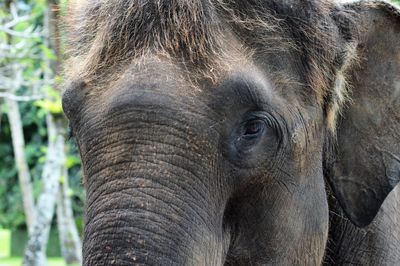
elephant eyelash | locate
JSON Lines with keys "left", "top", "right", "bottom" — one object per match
{"left": 264, "top": 112, "right": 288, "bottom": 149}
{"left": 249, "top": 111, "right": 285, "bottom": 144}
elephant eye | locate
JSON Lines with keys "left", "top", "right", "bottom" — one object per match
{"left": 242, "top": 120, "right": 265, "bottom": 139}
{"left": 225, "top": 112, "right": 282, "bottom": 166}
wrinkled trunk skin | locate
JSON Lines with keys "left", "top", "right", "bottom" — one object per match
{"left": 83, "top": 176, "right": 228, "bottom": 265}
{"left": 78, "top": 87, "right": 233, "bottom": 265}
{"left": 326, "top": 185, "right": 400, "bottom": 265}
{"left": 82, "top": 137, "right": 230, "bottom": 265}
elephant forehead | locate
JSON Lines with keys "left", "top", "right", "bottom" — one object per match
{"left": 64, "top": 0, "right": 343, "bottom": 105}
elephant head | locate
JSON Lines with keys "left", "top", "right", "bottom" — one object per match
{"left": 62, "top": 0, "right": 400, "bottom": 265}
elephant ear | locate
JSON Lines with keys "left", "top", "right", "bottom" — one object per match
{"left": 328, "top": 2, "right": 400, "bottom": 227}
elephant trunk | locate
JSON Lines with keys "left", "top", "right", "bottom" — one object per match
{"left": 82, "top": 160, "right": 230, "bottom": 265}
{"left": 79, "top": 90, "right": 232, "bottom": 265}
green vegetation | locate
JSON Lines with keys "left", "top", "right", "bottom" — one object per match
{"left": 0, "top": 0, "right": 84, "bottom": 232}
{"left": 0, "top": 257, "right": 79, "bottom": 266}
{"left": 10, "top": 229, "right": 61, "bottom": 257}
{"left": 0, "top": 230, "right": 11, "bottom": 258}
{"left": 0, "top": 229, "right": 68, "bottom": 265}
{"left": 1, "top": 0, "right": 83, "bottom": 264}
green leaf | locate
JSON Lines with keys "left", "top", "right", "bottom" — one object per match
{"left": 59, "top": 175, "right": 65, "bottom": 184}
{"left": 42, "top": 85, "right": 61, "bottom": 100}
{"left": 34, "top": 99, "right": 63, "bottom": 114}
{"left": 66, "top": 189, "right": 74, "bottom": 197}
{"left": 38, "top": 155, "right": 46, "bottom": 164}
{"left": 39, "top": 44, "right": 57, "bottom": 60}
{"left": 66, "top": 155, "right": 81, "bottom": 169}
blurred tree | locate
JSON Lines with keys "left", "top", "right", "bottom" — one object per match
{"left": 1, "top": 0, "right": 39, "bottom": 233}
{"left": 57, "top": 163, "right": 82, "bottom": 264}
{"left": 0, "top": 0, "right": 82, "bottom": 265}
{"left": 23, "top": 0, "right": 82, "bottom": 265}
{"left": 45, "top": 0, "right": 82, "bottom": 263}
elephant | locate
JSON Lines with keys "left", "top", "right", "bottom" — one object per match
{"left": 62, "top": 0, "right": 400, "bottom": 265}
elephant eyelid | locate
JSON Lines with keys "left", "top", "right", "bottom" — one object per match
{"left": 245, "top": 111, "right": 285, "bottom": 143}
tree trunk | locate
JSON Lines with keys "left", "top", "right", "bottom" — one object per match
{"left": 23, "top": 115, "right": 63, "bottom": 266}
{"left": 0, "top": 100, "right": 3, "bottom": 134}
{"left": 2, "top": 0, "right": 36, "bottom": 233}
{"left": 56, "top": 164, "right": 82, "bottom": 265}
{"left": 45, "top": 0, "right": 83, "bottom": 263}
{"left": 5, "top": 68, "right": 36, "bottom": 232}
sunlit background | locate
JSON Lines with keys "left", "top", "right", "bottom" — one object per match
{"left": 1, "top": 1, "right": 81, "bottom": 265}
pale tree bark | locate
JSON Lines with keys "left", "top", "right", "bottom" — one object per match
{"left": 23, "top": 115, "right": 63, "bottom": 266}
{"left": 2, "top": 1, "right": 82, "bottom": 264}
{"left": 1, "top": 1, "right": 37, "bottom": 233}
{"left": 5, "top": 65, "right": 36, "bottom": 234}
{"left": 0, "top": 99, "right": 2, "bottom": 133}
{"left": 23, "top": 1, "right": 82, "bottom": 264}
{"left": 23, "top": 2, "right": 61, "bottom": 265}
{"left": 47, "top": 0, "right": 83, "bottom": 263}
{"left": 56, "top": 165, "right": 82, "bottom": 265}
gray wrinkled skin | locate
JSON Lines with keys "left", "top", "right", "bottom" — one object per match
{"left": 326, "top": 186, "right": 400, "bottom": 265}
{"left": 62, "top": 0, "right": 400, "bottom": 265}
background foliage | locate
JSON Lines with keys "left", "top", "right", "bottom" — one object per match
{"left": 0, "top": 0, "right": 83, "bottom": 232}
